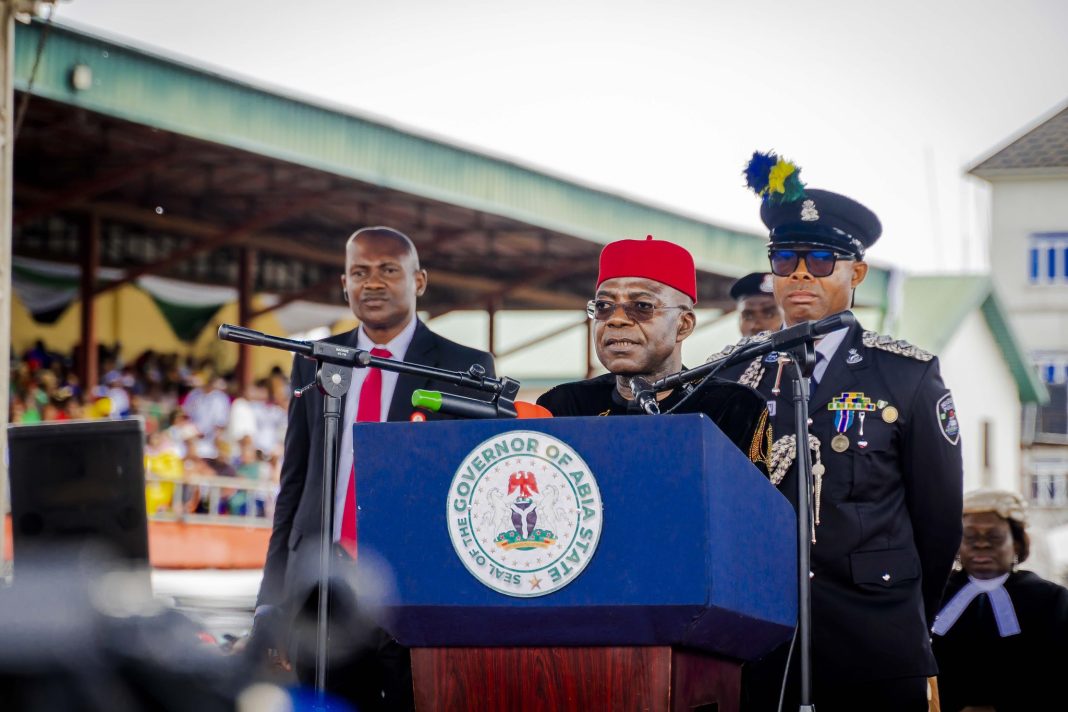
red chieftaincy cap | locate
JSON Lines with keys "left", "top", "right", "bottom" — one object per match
{"left": 596, "top": 235, "right": 697, "bottom": 304}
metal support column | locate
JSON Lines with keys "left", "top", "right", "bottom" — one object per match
{"left": 236, "top": 247, "right": 255, "bottom": 392}
{"left": 78, "top": 212, "right": 100, "bottom": 390}
{"left": 0, "top": 1, "right": 24, "bottom": 580}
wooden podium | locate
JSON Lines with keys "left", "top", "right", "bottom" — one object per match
{"left": 354, "top": 416, "right": 797, "bottom": 712}
{"left": 411, "top": 647, "right": 740, "bottom": 712}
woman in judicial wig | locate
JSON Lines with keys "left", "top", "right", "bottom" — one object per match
{"left": 931, "top": 488, "right": 1068, "bottom": 712}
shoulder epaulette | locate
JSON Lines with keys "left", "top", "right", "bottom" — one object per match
{"left": 861, "top": 331, "right": 933, "bottom": 362}
{"left": 706, "top": 337, "right": 747, "bottom": 362}
{"left": 706, "top": 331, "right": 772, "bottom": 363}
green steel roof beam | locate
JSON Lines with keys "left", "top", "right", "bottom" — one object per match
{"left": 14, "top": 21, "right": 889, "bottom": 309}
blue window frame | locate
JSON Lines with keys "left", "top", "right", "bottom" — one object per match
{"left": 1029, "top": 233, "right": 1068, "bottom": 284}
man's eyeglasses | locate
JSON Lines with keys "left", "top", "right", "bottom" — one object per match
{"left": 586, "top": 299, "right": 689, "bottom": 322}
{"left": 769, "top": 249, "right": 854, "bottom": 278}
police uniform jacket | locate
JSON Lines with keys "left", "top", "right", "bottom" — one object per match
{"left": 719, "top": 316, "right": 963, "bottom": 683}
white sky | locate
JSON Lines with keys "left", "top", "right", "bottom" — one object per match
{"left": 55, "top": 0, "right": 1068, "bottom": 276}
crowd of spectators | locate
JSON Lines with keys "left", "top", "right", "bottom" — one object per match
{"left": 10, "top": 340, "right": 290, "bottom": 519}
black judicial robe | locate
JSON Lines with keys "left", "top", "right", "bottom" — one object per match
{"left": 933, "top": 569, "right": 1068, "bottom": 712}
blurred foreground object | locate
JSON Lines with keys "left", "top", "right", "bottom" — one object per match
{"left": 0, "top": 549, "right": 255, "bottom": 711}
{"left": 8, "top": 419, "right": 150, "bottom": 574}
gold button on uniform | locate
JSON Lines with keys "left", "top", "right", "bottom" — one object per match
{"left": 881, "top": 406, "right": 899, "bottom": 423}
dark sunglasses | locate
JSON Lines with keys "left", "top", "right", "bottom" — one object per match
{"left": 769, "top": 249, "right": 854, "bottom": 278}
{"left": 586, "top": 299, "right": 689, "bottom": 322}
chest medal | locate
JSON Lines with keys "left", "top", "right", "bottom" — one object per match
{"left": 828, "top": 393, "right": 878, "bottom": 452}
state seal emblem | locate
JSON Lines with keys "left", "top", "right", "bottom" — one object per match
{"left": 446, "top": 430, "right": 603, "bottom": 597}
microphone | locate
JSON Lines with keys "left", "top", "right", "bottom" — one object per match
{"left": 758, "top": 311, "right": 855, "bottom": 355}
{"left": 410, "top": 390, "right": 515, "bottom": 419}
{"left": 629, "top": 377, "right": 661, "bottom": 415}
{"left": 218, "top": 324, "right": 313, "bottom": 354}
{"left": 650, "top": 311, "right": 857, "bottom": 391}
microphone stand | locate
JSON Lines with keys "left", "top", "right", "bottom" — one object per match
{"left": 786, "top": 342, "right": 817, "bottom": 712}
{"left": 217, "top": 324, "right": 516, "bottom": 702}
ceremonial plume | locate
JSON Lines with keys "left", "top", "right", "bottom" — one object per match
{"left": 743, "top": 150, "right": 805, "bottom": 205}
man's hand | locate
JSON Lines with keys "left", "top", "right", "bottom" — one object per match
{"left": 244, "top": 605, "right": 292, "bottom": 671}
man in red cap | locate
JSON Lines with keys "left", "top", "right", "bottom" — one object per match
{"left": 537, "top": 236, "right": 768, "bottom": 458}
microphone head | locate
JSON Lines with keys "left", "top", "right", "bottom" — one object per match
{"left": 410, "top": 389, "right": 443, "bottom": 412}
{"left": 838, "top": 312, "right": 857, "bottom": 327}
{"left": 629, "top": 377, "right": 652, "bottom": 392}
{"left": 514, "top": 401, "right": 553, "bottom": 419}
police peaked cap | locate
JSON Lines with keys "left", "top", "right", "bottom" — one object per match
{"left": 729, "top": 272, "right": 775, "bottom": 301}
{"left": 760, "top": 189, "right": 882, "bottom": 258}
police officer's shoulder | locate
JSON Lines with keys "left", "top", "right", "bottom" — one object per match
{"left": 860, "top": 330, "right": 934, "bottom": 363}
{"left": 706, "top": 331, "right": 771, "bottom": 363}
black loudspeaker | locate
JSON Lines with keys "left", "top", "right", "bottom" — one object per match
{"left": 7, "top": 418, "right": 150, "bottom": 570}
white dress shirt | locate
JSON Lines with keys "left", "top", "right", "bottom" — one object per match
{"left": 813, "top": 326, "right": 849, "bottom": 385}
{"left": 333, "top": 317, "right": 418, "bottom": 540}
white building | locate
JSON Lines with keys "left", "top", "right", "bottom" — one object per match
{"left": 896, "top": 276, "right": 1045, "bottom": 497}
{"left": 970, "top": 101, "right": 1068, "bottom": 583}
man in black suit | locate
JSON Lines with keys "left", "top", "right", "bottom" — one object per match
{"left": 720, "top": 172, "right": 963, "bottom": 711}
{"left": 251, "top": 226, "right": 494, "bottom": 710}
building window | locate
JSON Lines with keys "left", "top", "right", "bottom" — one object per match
{"left": 1030, "top": 461, "right": 1068, "bottom": 507}
{"left": 1028, "top": 232, "right": 1068, "bottom": 284}
{"left": 1035, "top": 383, "right": 1068, "bottom": 441}
{"left": 1032, "top": 353, "right": 1068, "bottom": 442}
{"left": 982, "top": 420, "right": 992, "bottom": 464}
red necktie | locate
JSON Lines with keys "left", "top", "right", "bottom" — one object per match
{"left": 339, "top": 347, "right": 392, "bottom": 558}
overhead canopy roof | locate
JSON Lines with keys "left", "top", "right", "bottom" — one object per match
{"left": 13, "top": 20, "right": 890, "bottom": 317}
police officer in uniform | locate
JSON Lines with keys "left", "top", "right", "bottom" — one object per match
{"left": 729, "top": 271, "right": 784, "bottom": 338}
{"left": 718, "top": 170, "right": 964, "bottom": 711}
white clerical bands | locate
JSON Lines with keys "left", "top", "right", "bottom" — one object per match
{"left": 931, "top": 574, "right": 1021, "bottom": 638}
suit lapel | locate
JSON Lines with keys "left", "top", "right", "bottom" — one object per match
{"left": 809, "top": 321, "right": 868, "bottom": 411}
{"left": 387, "top": 319, "right": 437, "bottom": 422}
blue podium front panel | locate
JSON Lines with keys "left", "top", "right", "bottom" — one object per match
{"left": 354, "top": 414, "right": 796, "bottom": 661}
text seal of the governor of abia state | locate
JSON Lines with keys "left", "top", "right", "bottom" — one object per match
{"left": 447, "top": 430, "right": 603, "bottom": 597}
